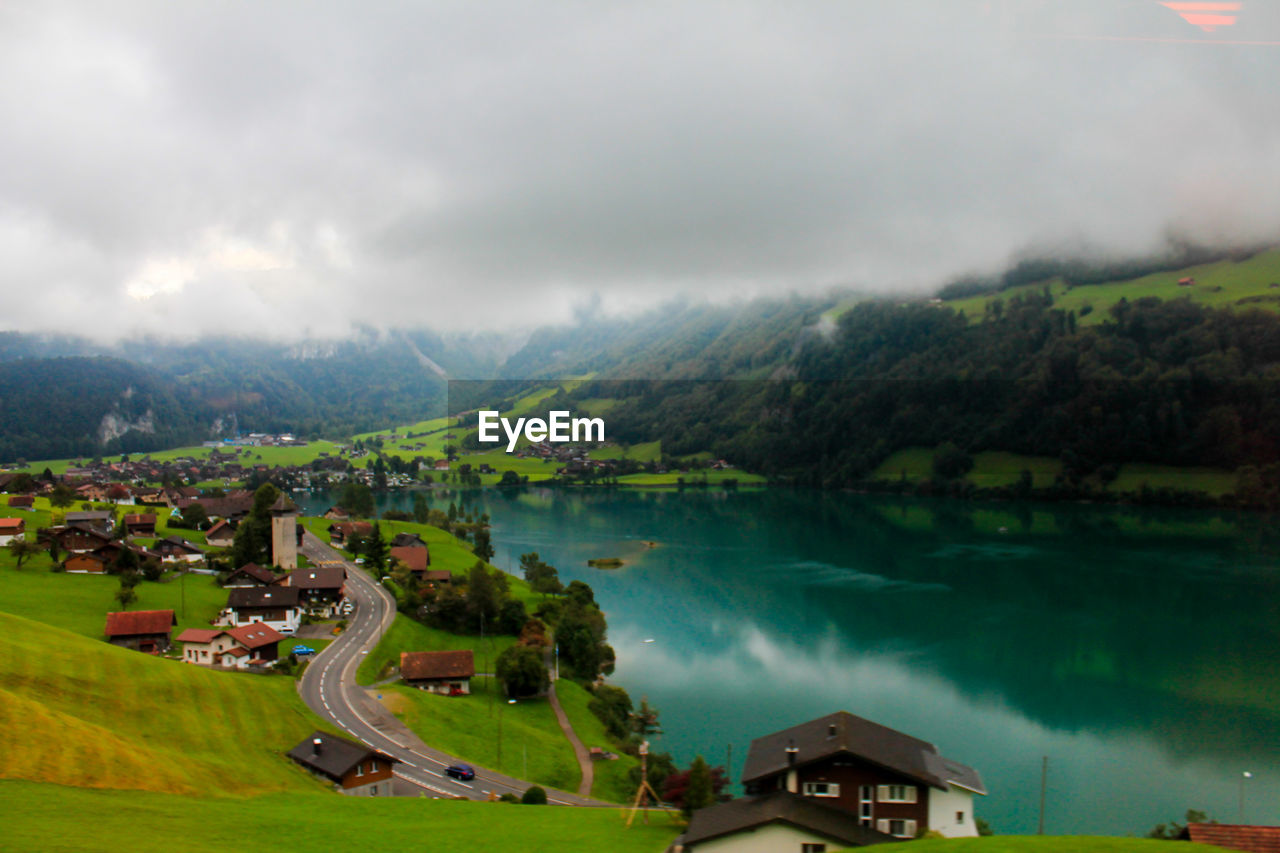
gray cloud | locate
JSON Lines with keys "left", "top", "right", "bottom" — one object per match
{"left": 3, "top": 1, "right": 1280, "bottom": 341}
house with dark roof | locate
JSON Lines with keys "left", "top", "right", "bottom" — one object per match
{"left": 1179, "top": 823, "right": 1280, "bottom": 853}
{"left": 104, "top": 609, "right": 176, "bottom": 653}
{"left": 204, "top": 518, "right": 235, "bottom": 548}
{"left": 65, "top": 511, "right": 114, "bottom": 534}
{"left": 739, "top": 711, "right": 986, "bottom": 840}
{"left": 152, "top": 535, "right": 205, "bottom": 563}
{"left": 390, "top": 532, "right": 427, "bottom": 548}
{"left": 220, "top": 586, "right": 302, "bottom": 634}
{"left": 286, "top": 566, "right": 347, "bottom": 617}
{"left": 287, "top": 730, "right": 398, "bottom": 796}
{"left": 675, "top": 790, "right": 901, "bottom": 852}
{"left": 224, "top": 562, "right": 284, "bottom": 588}
{"left": 64, "top": 541, "right": 155, "bottom": 574}
{"left": 123, "top": 514, "right": 157, "bottom": 537}
{"left": 44, "top": 524, "right": 114, "bottom": 554}
{"left": 400, "top": 650, "right": 474, "bottom": 695}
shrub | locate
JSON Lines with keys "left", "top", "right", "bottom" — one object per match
{"left": 521, "top": 785, "right": 547, "bottom": 805}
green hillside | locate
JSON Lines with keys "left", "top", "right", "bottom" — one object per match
{"left": 946, "top": 248, "right": 1280, "bottom": 323}
{"left": 0, "top": 611, "right": 325, "bottom": 795}
{"left": 0, "top": 781, "right": 679, "bottom": 853}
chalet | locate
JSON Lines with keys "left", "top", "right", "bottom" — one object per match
{"left": 104, "top": 609, "right": 176, "bottom": 653}
{"left": 400, "top": 650, "right": 474, "bottom": 695}
{"left": 123, "top": 514, "right": 157, "bottom": 537}
{"left": 421, "top": 569, "right": 452, "bottom": 587}
{"left": 328, "top": 521, "right": 373, "bottom": 546}
{"left": 64, "top": 542, "right": 155, "bottom": 574}
{"left": 205, "top": 518, "right": 235, "bottom": 548}
{"left": 323, "top": 507, "right": 351, "bottom": 521}
{"left": 44, "top": 524, "right": 114, "bottom": 554}
{"left": 739, "top": 711, "right": 985, "bottom": 840}
{"left": 220, "top": 586, "right": 302, "bottom": 634}
{"left": 0, "top": 518, "right": 25, "bottom": 545}
{"left": 287, "top": 566, "right": 347, "bottom": 617}
{"left": 390, "top": 532, "right": 427, "bottom": 548}
{"left": 676, "top": 790, "right": 900, "bottom": 852}
{"left": 390, "top": 545, "right": 430, "bottom": 579}
{"left": 152, "top": 535, "right": 204, "bottom": 563}
{"left": 65, "top": 511, "right": 114, "bottom": 534}
{"left": 287, "top": 730, "right": 398, "bottom": 797}
{"left": 7, "top": 495, "right": 34, "bottom": 510}
{"left": 224, "top": 562, "right": 284, "bottom": 587}
{"left": 177, "top": 622, "right": 285, "bottom": 668}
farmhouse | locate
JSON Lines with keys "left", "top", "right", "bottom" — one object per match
{"left": 676, "top": 790, "right": 900, "bottom": 852}
{"left": 328, "top": 521, "right": 373, "bottom": 546}
{"left": 177, "top": 622, "right": 285, "bottom": 668}
{"left": 220, "top": 586, "right": 302, "bottom": 634}
{"left": 6, "top": 495, "right": 34, "bottom": 510}
{"left": 390, "top": 545, "right": 431, "bottom": 579}
{"left": 204, "top": 518, "right": 235, "bottom": 548}
{"left": 152, "top": 535, "right": 205, "bottom": 563}
{"left": 400, "top": 650, "right": 474, "bottom": 695}
{"left": 64, "top": 511, "right": 114, "bottom": 534}
{"left": 123, "top": 514, "right": 157, "bottom": 537}
{"left": 104, "top": 609, "right": 176, "bottom": 653}
{"left": 0, "top": 518, "right": 25, "bottom": 545}
{"left": 286, "top": 566, "right": 347, "bottom": 617}
{"left": 44, "top": 524, "right": 114, "bottom": 554}
{"left": 287, "top": 731, "right": 399, "bottom": 796}
{"left": 224, "top": 562, "right": 284, "bottom": 587}
{"left": 739, "top": 711, "right": 985, "bottom": 840}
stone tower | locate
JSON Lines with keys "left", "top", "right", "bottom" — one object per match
{"left": 269, "top": 494, "right": 298, "bottom": 570}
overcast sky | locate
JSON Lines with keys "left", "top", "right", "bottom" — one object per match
{"left": 4, "top": 1, "right": 1280, "bottom": 341}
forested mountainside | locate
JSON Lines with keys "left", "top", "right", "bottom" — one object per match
{"left": 0, "top": 329, "right": 511, "bottom": 462}
{"left": 0, "top": 358, "right": 202, "bottom": 462}
{"left": 584, "top": 293, "right": 1280, "bottom": 492}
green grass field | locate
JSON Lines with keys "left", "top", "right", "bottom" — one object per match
{"left": 554, "top": 679, "right": 640, "bottom": 803}
{"left": 945, "top": 248, "right": 1280, "bottom": 324}
{"left": 389, "top": 676, "right": 581, "bottom": 792}
{"left": 0, "top": 781, "right": 680, "bottom": 853}
{"left": 871, "top": 447, "right": 1235, "bottom": 496}
{"left": 0, "top": 612, "right": 326, "bottom": 795}
{"left": 356, "top": 614, "right": 517, "bottom": 685}
{"left": 589, "top": 440, "right": 662, "bottom": 463}
{"left": 890, "top": 838, "right": 1231, "bottom": 853}
{"left": 615, "top": 469, "right": 766, "bottom": 487}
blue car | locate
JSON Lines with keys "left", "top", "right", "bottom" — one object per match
{"left": 292, "top": 645, "right": 315, "bottom": 656}
{"left": 445, "top": 763, "right": 475, "bottom": 781}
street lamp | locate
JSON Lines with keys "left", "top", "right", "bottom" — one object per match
{"left": 1240, "top": 771, "right": 1252, "bottom": 823}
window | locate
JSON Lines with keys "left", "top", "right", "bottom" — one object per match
{"left": 859, "top": 785, "right": 874, "bottom": 826}
{"left": 956, "top": 811, "right": 965, "bottom": 824}
{"left": 801, "top": 844, "right": 826, "bottom": 853}
{"left": 801, "top": 781, "right": 840, "bottom": 797}
{"left": 371, "top": 785, "right": 377, "bottom": 795}
{"left": 877, "top": 819, "right": 918, "bottom": 838}
{"left": 355, "top": 763, "right": 364, "bottom": 777}
{"left": 876, "top": 784, "right": 918, "bottom": 803}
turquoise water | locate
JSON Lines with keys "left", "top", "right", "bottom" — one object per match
{"left": 299, "top": 487, "right": 1280, "bottom": 835}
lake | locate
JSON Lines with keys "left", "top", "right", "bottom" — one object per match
{"left": 298, "top": 486, "right": 1280, "bottom": 835}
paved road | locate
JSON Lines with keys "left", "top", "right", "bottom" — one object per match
{"left": 296, "top": 532, "right": 610, "bottom": 805}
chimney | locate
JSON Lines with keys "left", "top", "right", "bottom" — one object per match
{"left": 312, "top": 737, "right": 323, "bottom": 755}
{"left": 785, "top": 739, "right": 799, "bottom": 794}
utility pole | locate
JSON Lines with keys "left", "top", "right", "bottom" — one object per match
{"left": 1240, "top": 771, "right": 1252, "bottom": 823}
{"left": 1038, "top": 756, "right": 1048, "bottom": 835}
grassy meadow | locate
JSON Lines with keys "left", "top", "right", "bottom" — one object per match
{"left": 0, "top": 612, "right": 326, "bottom": 795}
{"left": 0, "top": 781, "right": 681, "bottom": 853}
{"left": 945, "top": 248, "right": 1280, "bottom": 324}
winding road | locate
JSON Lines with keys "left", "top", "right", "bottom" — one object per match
{"left": 296, "top": 531, "right": 608, "bottom": 805}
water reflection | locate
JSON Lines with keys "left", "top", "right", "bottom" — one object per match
{"left": 298, "top": 487, "right": 1280, "bottom": 834}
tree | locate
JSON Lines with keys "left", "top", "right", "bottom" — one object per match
{"left": 1148, "top": 809, "right": 1212, "bottom": 840}
{"left": 180, "top": 502, "right": 209, "bottom": 530}
{"left": 663, "top": 758, "right": 731, "bottom": 814}
{"left": 364, "top": 522, "right": 388, "bottom": 574}
{"left": 932, "top": 442, "right": 974, "bottom": 481}
{"left": 588, "top": 684, "right": 633, "bottom": 741}
{"left": 495, "top": 644, "right": 550, "bottom": 698}
{"left": 499, "top": 470, "right": 521, "bottom": 486}
{"left": 473, "top": 528, "right": 494, "bottom": 563}
{"left": 114, "top": 586, "right": 138, "bottom": 610}
{"left": 49, "top": 484, "right": 76, "bottom": 508}
{"left": 680, "top": 756, "right": 716, "bottom": 816}
{"left": 521, "top": 785, "right": 547, "bottom": 805}
{"left": 233, "top": 483, "right": 281, "bottom": 567}
{"left": 7, "top": 539, "right": 41, "bottom": 570}
{"left": 631, "top": 697, "right": 663, "bottom": 738}
{"left": 467, "top": 562, "right": 502, "bottom": 631}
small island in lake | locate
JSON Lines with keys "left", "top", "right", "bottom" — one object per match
{"left": 587, "top": 557, "right": 625, "bottom": 569}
